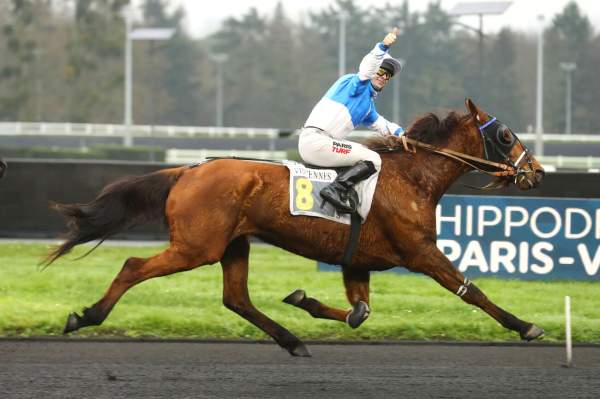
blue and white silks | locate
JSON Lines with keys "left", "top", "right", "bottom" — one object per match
{"left": 304, "top": 42, "right": 404, "bottom": 140}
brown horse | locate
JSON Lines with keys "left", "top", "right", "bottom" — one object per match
{"left": 46, "top": 99, "right": 545, "bottom": 356}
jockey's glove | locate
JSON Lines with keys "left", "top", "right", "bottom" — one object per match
{"left": 383, "top": 27, "right": 400, "bottom": 47}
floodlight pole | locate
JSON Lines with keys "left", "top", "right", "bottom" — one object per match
{"left": 560, "top": 62, "right": 576, "bottom": 135}
{"left": 448, "top": 2, "right": 512, "bottom": 100}
{"left": 535, "top": 15, "right": 544, "bottom": 156}
{"left": 216, "top": 64, "right": 224, "bottom": 127}
{"left": 124, "top": 6, "right": 133, "bottom": 138}
{"left": 450, "top": 17, "right": 485, "bottom": 93}
{"left": 448, "top": 19, "right": 485, "bottom": 93}
{"left": 393, "top": 74, "right": 400, "bottom": 123}
{"left": 477, "top": 14, "right": 484, "bottom": 92}
{"left": 123, "top": 8, "right": 175, "bottom": 146}
{"left": 392, "top": 59, "right": 405, "bottom": 123}
{"left": 211, "top": 54, "right": 228, "bottom": 127}
{"left": 338, "top": 11, "right": 349, "bottom": 77}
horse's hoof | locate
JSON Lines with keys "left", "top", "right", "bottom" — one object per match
{"left": 288, "top": 342, "right": 311, "bottom": 357}
{"left": 283, "top": 289, "right": 306, "bottom": 306}
{"left": 63, "top": 312, "right": 82, "bottom": 334}
{"left": 521, "top": 324, "right": 544, "bottom": 341}
{"left": 346, "top": 300, "right": 370, "bottom": 329}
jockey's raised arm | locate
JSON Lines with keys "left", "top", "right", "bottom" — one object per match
{"left": 358, "top": 28, "right": 400, "bottom": 81}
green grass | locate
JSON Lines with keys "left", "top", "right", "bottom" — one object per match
{"left": 1, "top": 243, "right": 599, "bottom": 343}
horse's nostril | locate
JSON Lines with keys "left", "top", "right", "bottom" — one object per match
{"left": 535, "top": 170, "right": 545, "bottom": 184}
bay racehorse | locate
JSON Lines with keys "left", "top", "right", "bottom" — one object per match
{"left": 46, "top": 99, "right": 545, "bottom": 356}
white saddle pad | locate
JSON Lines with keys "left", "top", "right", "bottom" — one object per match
{"left": 284, "top": 161, "right": 378, "bottom": 224}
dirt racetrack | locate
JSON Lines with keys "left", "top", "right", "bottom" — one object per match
{"left": 1, "top": 339, "right": 599, "bottom": 398}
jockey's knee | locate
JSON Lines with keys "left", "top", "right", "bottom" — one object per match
{"left": 363, "top": 154, "right": 382, "bottom": 171}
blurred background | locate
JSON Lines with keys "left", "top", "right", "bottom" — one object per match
{"left": 0, "top": 0, "right": 599, "bottom": 168}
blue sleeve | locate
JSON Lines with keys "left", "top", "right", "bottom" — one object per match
{"left": 362, "top": 107, "right": 379, "bottom": 126}
{"left": 325, "top": 74, "right": 371, "bottom": 99}
{"left": 378, "top": 42, "right": 390, "bottom": 51}
{"left": 393, "top": 126, "right": 405, "bottom": 136}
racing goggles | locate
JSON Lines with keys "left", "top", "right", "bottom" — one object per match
{"left": 376, "top": 67, "right": 393, "bottom": 79}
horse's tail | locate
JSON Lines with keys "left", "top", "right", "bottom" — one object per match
{"left": 44, "top": 167, "right": 185, "bottom": 266}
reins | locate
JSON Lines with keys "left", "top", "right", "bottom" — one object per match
{"left": 379, "top": 135, "right": 517, "bottom": 178}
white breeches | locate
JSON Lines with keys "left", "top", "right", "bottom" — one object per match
{"left": 298, "top": 128, "right": 382, "bottom": 171}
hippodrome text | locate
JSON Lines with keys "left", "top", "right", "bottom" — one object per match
{"left": 436, "top": 195, "right": 600, "bottom": 279}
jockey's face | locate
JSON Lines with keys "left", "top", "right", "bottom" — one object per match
{"left": 371, "top": 67, "right": 392, "bottom": 91}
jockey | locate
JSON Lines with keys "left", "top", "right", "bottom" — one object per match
{"left": 298, "top": 28, "right": 405, "bottom": 214}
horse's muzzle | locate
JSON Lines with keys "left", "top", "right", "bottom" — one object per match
{"left": 533, "top": 169, "right": 545, "bottom": 186}
{"left": 516, "top": 168, "right": 544, "bottom": 190}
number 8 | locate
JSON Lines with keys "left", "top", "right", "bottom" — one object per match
{"left": 295, "top": 178, "right": 314, "bottom": 210}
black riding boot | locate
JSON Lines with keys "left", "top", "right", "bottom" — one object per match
{"left": 320, "top": 161, "right": 377, "bottom": 213}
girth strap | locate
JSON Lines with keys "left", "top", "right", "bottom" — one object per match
{"left": 341, "top": 212, "right": 362, "bottom": 266}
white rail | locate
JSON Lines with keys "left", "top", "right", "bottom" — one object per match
{"left": 166, "top": 149, "right": 288, "bottom": 164}
{"left": 349, "top": 130, "right": 600, "bottom": 142}
{"left": 2, "top": 122, "right": 599, "bottom": 142}
{"left": 518, "top": 133, "right": 600, "bottom": 143}
{"left": 2, "top": 122, "right": 600, "bottom": 171}
{"left": 0, "top": 122, "right": 280, "bottom": 139}
{"left": 538, "top": 155, "right": 600, "bottom": 170}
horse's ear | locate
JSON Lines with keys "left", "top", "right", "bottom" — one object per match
{"left": 465, "top": 98, "right": 484, "bottom": 123}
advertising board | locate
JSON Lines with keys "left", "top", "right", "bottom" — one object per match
{"left": 437, "top": 195, "right": 600, "bottom": 280}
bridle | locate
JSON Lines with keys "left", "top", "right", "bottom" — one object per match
{"left": 378, "top": 115, "right": 538, "bottom": 188}
{"left": 475, "top": 116, "right": 537, "bottom": 187}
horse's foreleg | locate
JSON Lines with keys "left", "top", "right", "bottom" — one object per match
{"left": 411, "top": 245, "right": 544, "bottom": 341}
{"left": 283, "top": 267, "right": 371, "bottom": 329}
{"left": 221, "top": 237, "right": 310, "bottom": 357}
{"left": 64, "top": 248, "right": 200, "bottom": 334}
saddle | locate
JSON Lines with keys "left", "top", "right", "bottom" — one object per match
{"left": 197, "top": 156, "right": 374, "bottom": 222}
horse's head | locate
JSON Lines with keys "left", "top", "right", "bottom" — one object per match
{"left": 465, "top": 98, "right": 544, "bottom": 190}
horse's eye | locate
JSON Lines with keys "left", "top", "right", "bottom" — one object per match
{"left": 497, "top": 128, "right": 514, "bottom": 145}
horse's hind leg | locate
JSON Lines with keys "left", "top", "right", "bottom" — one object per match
{"left": 221, "top": 236, "right": 310, "bottom": 357}
{"left": 64, "top": 247, "right": 205, "bottom": 334}
{"left": 410, "top": 245, "right": 544, "bottom": 341}
{"left": 283, "top": 267, "right": 371, "bottom": 329}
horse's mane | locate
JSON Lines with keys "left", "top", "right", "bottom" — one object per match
{"left": 364, "top": 111, "right": 469, "bottom": 151}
